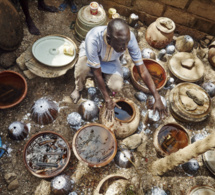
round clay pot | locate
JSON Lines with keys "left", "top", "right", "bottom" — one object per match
{"left": 145, "top": 17, "right": 175, "bottom": 49}
{"left": 72, "top": 123, "right": 117, "bottom": 167}
{"left": 169, "top": 83, "right": 211, "bottom": 122}
{"left": 99, "top": 98, "right": 140, "bottom": 139}
{"left": 0, "top": 70, "right": 27, "bottom": 109}
{"left": 23, "top": 131, "right": 71, "bottom": 178}
{"left": 130, "top": 59, "right": 167, "bottom": 94}
{"left": 153, "top": 122, "right": 190, "bottom": 157}
{"left": 208, "top": 41, "right": 215, "bottom": 68}
{"left": 188, "top": 185, "right": 215, "bottom": 195}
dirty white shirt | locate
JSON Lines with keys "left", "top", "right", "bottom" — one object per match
{"left": 79, "top": 26, "right": 143, "bottom": 76}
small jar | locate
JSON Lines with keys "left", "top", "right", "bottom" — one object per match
{"left": 108, "top": 8, "right": 116, "bottom": 19}
{"left": 90, "top": 2, "right": 99, "bottom": 15}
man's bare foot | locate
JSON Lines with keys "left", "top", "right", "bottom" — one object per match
{"left": 26, "top": 18, "right": 40, "bottom": 35}
{"left": 71, "top": 89, "right": 80, "bottom": 104}
{"left": 38, "top": 2, "right": 58, "bottom": 12}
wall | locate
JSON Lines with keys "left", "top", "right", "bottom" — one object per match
{"left": 97, "top": 0, "right": 215, "bottom": 38}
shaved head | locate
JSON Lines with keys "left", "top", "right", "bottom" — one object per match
{"left": 106, "top": 18, "right": 130, "bottom": 53}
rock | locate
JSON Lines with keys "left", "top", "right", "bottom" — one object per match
{"left": 0, "top": 52, "right": 16, "bottom": 69}
{"left": 141, "top": 48, "right": 156, "bottom": 59}
{"left": 206, "top": 35, "right": 214, "bottom": 41}
{"left": 4, "top": 173, "right": 17, "bottom": 184}
{"left": 135, "top": 92, "right": 147, "bottom": 102}
{"left": 8, "top": 179, "right": 19, "bottom": 191}
{"left": 191, "top": 133, "right": 206, "bottom": 143}
{"left": 164, "top": 77, "right": 174, "bottom": 88}
{"left": 200, "top": 40, "right": 207, "bottom": 48}
{"left": 166, "top": 45, "right": 175, "bottom": 55}
{"left": 204, "top": 39, "right": 210, "bottom": 45}
{"left": 202, "top": 82, "right": 215, "bottom": 97}
{"left": 157, "top": 49, "right": 166, "bottom": 60}
{"left": 137, "top": 134, "right": 147, "bottom": 157}
{"left": 35, "top": 180, "right": 51, "bottom": 195}
{"left": 121, "top": 134, "right": 142, "bottom": 149}
{"left": 122, "top": 67, "right": 130, "bottom": 80}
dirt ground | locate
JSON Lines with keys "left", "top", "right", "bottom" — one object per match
{"left": 1, "top": 0, "right": 215, "bottom": 194}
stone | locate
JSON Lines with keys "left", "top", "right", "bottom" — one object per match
{"left": 137, "top": 142, "right": 147, "bottom": 157}
{"left": 181, "top": 59, "right": 195, "bottom": 69}
{"left": 34, "top": 180, "right": 51, "bottom": 195}
{"left": 121, "top": 134, "right": 142, "bottom": 149}
{"left": 0, "top": 52, "right": 16, "bottom": 69}
{"left": 186, "top": 89, "right": 205, "bottom": 106}
{"left": 4, "top": 173, "right": 17, "bottom": 184}
{"left": 206, "top": 35, "right": 214, "bottom": 40}
{"left": 8, "top": 179, "right": 19, "bottom": 191}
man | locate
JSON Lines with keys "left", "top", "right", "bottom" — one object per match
{"left": 20, "top": 0, "right": 58, "bottom": 35}
{"left": 71, "top": 18, "right": 167, "bottom": 120}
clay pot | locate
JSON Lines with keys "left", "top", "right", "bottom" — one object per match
{"left": 8, "top": 121, "right": 29, "bottom": 140}
{"left": 153, "top": 122, "right": 190, "bottom": 157}
{"left": 169, "top": 83, "right": 211, "bottom": 122}
{"left": 0, "top": 71, "right": 27, "bottom": 109}
{"left": 145, "top": 17, "right": 175, "bottom": 49}
{"left": 99, "top": 98, "right": 140, "bottom": 139}
{"left": 175, "top": 35, "right": 194, "bottom": 52}
{"left": 72, "top": 123, "right": 117, "bottom": 167}
{"left": 78, "top": 100, "right": 98, "bottom": 121}
{"left": 188, "top": 185, "right": 215, "bottom": 195}
{"left": 203, "top": 150, "right": 215, "bottom": 176}
{"left": 23, "top": 131, "right": 71, "bottom": 178}
{"left": 208, "top": 41, "right": 215, "bottom": 68}
{"left": 51, "top": 175, "right": 72, "bottom": 195}
{"left": 130, "top": 59, "right": 167, "bottom": 94}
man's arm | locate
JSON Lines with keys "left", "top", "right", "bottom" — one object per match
{"left": 136, "top": 64, "right": 167, "bottom": 117}
{"left": 91, "top": 67, "right": 115, "bottom": 121}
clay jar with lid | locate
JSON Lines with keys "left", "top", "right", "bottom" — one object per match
{"left": 145, "top": 17, "right": 175, "bottom": 49}
{"left": 169, "top": 83, "right": 211, "bottom": 122}
{"left": 99, "top": 98, "right": 140, "bottom": 139}
{"left": 208, "top": 41, "right": 215, "bottom": 68}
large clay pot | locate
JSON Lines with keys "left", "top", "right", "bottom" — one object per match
{"left": 0, "top": 0, "right": 23, "bottom": 51}
{"left": 99, "top": 98, "right": 140, "bottom": 139}
{"left": 145, "top": 17, "right": 175, "bottom": 49}
{"left": 74, "top": 5, "right": 107, "bottom": 41}
{"left": 208, "top": 41, "right": 215, "bottom": 68}
{"left": 130, "top": 59, "right": 167, "bottom": 94}
{"left": 169, "top": 83, "right": 211, "bottom": 122}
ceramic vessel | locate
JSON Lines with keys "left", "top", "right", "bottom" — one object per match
{"left": 208, "top": 41, "right": 215, "bottom": 68}
{"left": 188, "top": 185, "right": 215, "bottom": 195}
{"left": 72, "top": 123, "right": 117, "bottom": 167}
{"left": 51, "top": 175, "right": 72, "bottom": 195}
{"left": 169, "top": 83, "right": 211, "bottom": 122}
{"left": 153, "top": 122, "right": 190, "bottom": 157}
{"left": 145, "top": 17, "right": 175, "bottom": 49}
{"left": 8, "top": 121, "right": 29, "bottom": 140}
{"left": 175, "top": 35, "right": 194, "bottom": 52}
{"left": 99, "top": 98, "right": 140, "bottom": 139}
{"left": 78, "top": 100, "right": 98, "bottom": 121}
{"left": 0, "top": 70, "right": 27, "bottom": 109}
{"left": 131, "top": 59, "right": 167, "bottom": 94}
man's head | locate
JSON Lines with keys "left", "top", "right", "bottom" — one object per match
{"left": 106, "top": 18, "right": 130, "bottom": 53}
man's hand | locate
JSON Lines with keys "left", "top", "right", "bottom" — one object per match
{"left": 153, "top": 98, "right": 168, "bottom": 118}
{"left": 105, "top": 99, "right": 116, "bottom": 122}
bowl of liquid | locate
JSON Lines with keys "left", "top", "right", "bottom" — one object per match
{"left": 23, "top": 131, "right": 71, "bottom": 178}
{"left": 153, "top": 123, "right": 190, "bottom": 156}
{"left": 0, "top": 70, "right": 27, "bottom": 109}
{"left": 131, "top": 59, "right": 167, "bottom": 93}
{"left": 72, "top": 123, "right": 117, "bottom": 167}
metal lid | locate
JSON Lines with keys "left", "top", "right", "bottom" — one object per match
{"left": 156, "top": 17, "right": 175, "bottom": 33}
{"left": 203, "top": 149, "right": 215, "bottom": 175}
{"left": 32, "top": 35, "right": 76, "bottom": 67}
{"left": 169, "top": 83, "right": 211, "bottom": 122}
{"left": 0, "top": 0, "right": 23, "bottom": 51}
{"left": 168, "top": 52, "right": 204, "bottom": 82}
{"left": 188, "top": 185, "right": 215, "bottom": 195}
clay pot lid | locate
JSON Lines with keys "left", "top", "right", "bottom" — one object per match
{"left": 188, "top": 185, "right": 215, "bottom": 195}
{"left": 0, "top": 0, "right": 23, "bottom": 51}
{"left": 169, "top": 83, "right": 211, "bottom": 122}
{"left": 23, "top": 131, "right": 71, "bottom": 178}
{"left": 153, "top": 122, "right": 190, "bottom": 157}
{"left": 156, "top": 17, "right": 175, "bottom": 33}
{"left": 168, "top": 52, "right": 204, "bottom": 82}
{"left": 202, "top": 149, "right": 215, "bottom": 176}
{"left": 72, "top": 123, "right": 117, "bottom": 167}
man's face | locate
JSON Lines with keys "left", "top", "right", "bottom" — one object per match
{"left": 107, "top": 30, "right": 130, "bottom": 53}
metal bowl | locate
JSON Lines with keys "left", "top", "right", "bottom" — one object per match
{"left": 131, "top": 59, "right": 167, "bottom": 93}
{"left": 23, "top": 131, "right": 71, "bottom": 178}
{"left": 0, "top": 70, "right": 27, "bottom": 109}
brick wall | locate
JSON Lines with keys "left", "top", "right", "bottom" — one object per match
{"left": 96, "top": 0, "right": 215, "bottom": 37}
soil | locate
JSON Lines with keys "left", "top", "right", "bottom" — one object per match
{"left": 1, "top": 0, "right": 215, "bottom": 195}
